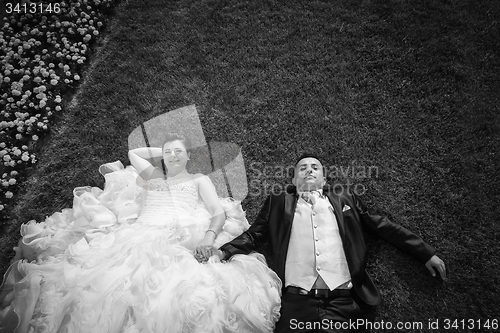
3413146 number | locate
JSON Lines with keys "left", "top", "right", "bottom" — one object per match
{"left": 5, "top": 3, "right": 61, "bottom": 14}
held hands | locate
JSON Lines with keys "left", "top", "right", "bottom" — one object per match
{"left": 194, "top": 245, "right": 223, "bottom": 263}
{"left": 194, "top": 231, "right": 223, "bottom": 263}
{"left": 425, "top": 255, "right": 447, "bottom": 280}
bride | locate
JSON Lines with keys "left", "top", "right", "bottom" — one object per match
{"left": 0, "top": 133, "right": 281, "bottom": 333}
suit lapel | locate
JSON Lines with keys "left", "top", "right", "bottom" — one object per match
{"left": 326, "top": 191, "right": 345, "bottom": 238}
{"left": 283, "top": 193, "right": 297, "bottom": 234}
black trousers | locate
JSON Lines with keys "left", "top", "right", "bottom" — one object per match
{"left": 274, "top": 292, "right": 363, "bottom": 333}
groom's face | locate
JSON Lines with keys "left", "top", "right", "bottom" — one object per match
{"left": 292, "top": 157, "right": 326, "bottom": 191}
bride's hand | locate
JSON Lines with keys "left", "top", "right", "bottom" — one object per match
{"left": 194, "top": 234, "right": 216, "bottom": 261}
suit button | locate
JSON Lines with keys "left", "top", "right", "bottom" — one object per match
{"left": 315, "top": 238, "right": 319, "bottom": 241}
{"left": 314, "top": 225, "right": 318, "bottom": 228}
{"left": 312, "top": 211, "right": 317, "bottom": 216}
{"left": 317, "top": 266, "right": 321, "bottom": 271}
{"left": 316, "top": 251, "right": 320, "bottom": 256}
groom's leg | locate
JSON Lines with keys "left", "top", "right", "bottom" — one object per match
{"left": 274, "top": 293, "right": 319, "bottom": 333}
{"left": 274, "top": 292, "right": 362, "bottom": 333}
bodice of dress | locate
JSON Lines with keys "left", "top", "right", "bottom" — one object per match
{"left": 135, "top": 177, "right": 200, "bottom": 226}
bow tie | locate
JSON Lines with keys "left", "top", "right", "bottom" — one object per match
{"left": 300, "top": 191, "right": 320, "bottom": 205}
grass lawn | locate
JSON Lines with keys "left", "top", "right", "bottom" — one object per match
{"left": 1, "top": 0, "right": 499, "bottom": 330}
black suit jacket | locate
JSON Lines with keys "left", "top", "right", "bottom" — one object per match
{"left": 220, "top": 185, "right": 436, "bottom": 305}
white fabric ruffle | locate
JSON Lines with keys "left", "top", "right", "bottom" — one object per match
{"left": 0, "top": 162, "right": 281, "bottom": 333}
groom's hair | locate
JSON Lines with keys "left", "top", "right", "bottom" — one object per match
{"left": 162, "top": 133, "right": 192, "bottom": 153}
{"left": 295, "top": 152, "right": 323, "bottom": 167}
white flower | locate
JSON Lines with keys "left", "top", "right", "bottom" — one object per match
{"left": 8, "top": 179, "right": 16, "bottom": 185}
{"left": 32, "top": 135, "right": 39, "bottom": 141}
{"left": 5, "top": 191, "right": 13, "bottom": 198}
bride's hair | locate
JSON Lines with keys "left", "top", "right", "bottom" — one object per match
{"left": 162, "top": 133, "right": 192, "bottom": 153}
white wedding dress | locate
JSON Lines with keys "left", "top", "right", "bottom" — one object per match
{"left": 0, "top": 162, "right": 281, "bottom": 333}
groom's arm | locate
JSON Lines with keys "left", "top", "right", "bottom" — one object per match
{"left": 218, "top": 194, "right": 272, "bottom": 260}
{"left": 351, "top": 192, "right": 446, "bottom": 278}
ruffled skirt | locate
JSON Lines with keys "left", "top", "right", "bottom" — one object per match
{"left": 0, "top": 163, "right": 281, "bottom": 333}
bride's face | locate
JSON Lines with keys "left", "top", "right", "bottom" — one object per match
{"left": 163, "top": 140, "right": 190, "bottom": 172}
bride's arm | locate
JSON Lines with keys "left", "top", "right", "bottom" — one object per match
{"left": 195, "top": 176, "right": 226, "bottom": 257}
{"left": 128, "top": 147, "right": 164, "bottom": 180}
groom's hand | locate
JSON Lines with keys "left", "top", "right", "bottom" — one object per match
{"left": 425, "top": 255, "right": 446, "bottom": 280}
{"left": 213, "top": 248, "right": 226, "bottom": 260}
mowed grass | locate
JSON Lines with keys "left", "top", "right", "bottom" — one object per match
{"left": 1, "top": 0, "right": 499, "bottom": 330}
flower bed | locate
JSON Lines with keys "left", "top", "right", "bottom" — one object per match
{"left": 0, "top": 0, "right": 120, "bottom": 221}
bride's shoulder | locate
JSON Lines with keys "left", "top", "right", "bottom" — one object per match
{"left": 189, "top": 173, "right": 209, "bottom": 182}
{"left": 139, "top": 168, "right": 165, "bottom": 182}
{"left": 189, "top": 173, "right": 213, "bottom": 186}
{"left": 144, "top": 172, "right": 165, "bottom": 182}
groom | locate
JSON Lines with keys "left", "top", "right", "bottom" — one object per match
{"left": 213, "top": 153, "right": 446, "bottom": 332}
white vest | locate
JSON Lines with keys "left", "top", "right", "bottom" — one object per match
{"left": 285, "top": 194, "right": 351, "bottom": 290}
